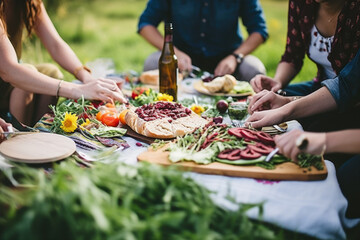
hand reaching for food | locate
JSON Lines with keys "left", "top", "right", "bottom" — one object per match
{"left": 247, "top": 90, "right": 291, "bottom": 114}
{"left": 250, "top": 74, "right": 282, "bottom": 93}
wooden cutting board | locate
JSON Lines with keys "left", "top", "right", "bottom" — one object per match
{"left": 0, "top": 132, "right": 76, "bottom": 163}
{"left": 137, "top": 147, "right": 328, "bottom": 181}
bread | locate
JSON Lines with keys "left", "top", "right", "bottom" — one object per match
{"left": 139, "top": 69, "right": 183, "bottom": 85}
{"left": 139, "top": 69, "right": 159, "bottom": 85}
{"left": 203, "top": 74, "right": 237, "bottom": 93}
{"left": 125, "top": 102, "right": 208, "bottom": 139}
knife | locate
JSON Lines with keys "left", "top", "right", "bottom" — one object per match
{"left": 265, "top": 148, "right": 279, "bottom": 162}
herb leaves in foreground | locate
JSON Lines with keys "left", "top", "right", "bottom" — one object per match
{"left": 0, "top": 161, "right": 284, "bottom": 240}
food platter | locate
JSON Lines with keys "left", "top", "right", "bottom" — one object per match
{"left": 137, "top": 146, "right": 328, "bottom": 181}
{"left": 193, "top": 80, "right": 254, "bottom": 97}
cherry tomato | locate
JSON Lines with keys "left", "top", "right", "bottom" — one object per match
{"left": 131, "top": 86, "right": 148, "bottom": 99}
{"left": 119, "top": 109, "right": 129, "bottom": 125}
{"left": 101, "top": 112, "right": 119, "bottom": 127}
{"left": 96, "top": 111, "right": 105, "bottom": 121}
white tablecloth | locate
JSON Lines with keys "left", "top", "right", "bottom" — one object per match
{"left": 118, "top": 136, "right": 360, "bottom": 240}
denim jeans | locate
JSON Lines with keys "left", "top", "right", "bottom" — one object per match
{"left": 284, "top": 80, "right": 323, "bottom": 96}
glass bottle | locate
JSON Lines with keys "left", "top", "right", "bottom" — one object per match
{"left": 159, "top": 22, "right": 178, "bottom": 101}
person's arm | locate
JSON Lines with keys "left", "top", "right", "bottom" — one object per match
{"left": 34, "top": 3, "right": 93, "bottom": 83}
{"left": 0, "top": 22, "right": 126, "bottom": 103}
{"left": 214, "top": 32, "right": 264, "bottom": 76}
{"left": 322, "top": 49, "right": 360, "bottom": 112}
{"left": 246, "top": 87, "right": 337, "bottom": 128}
{"left": 274, "top": 129, "right": 360, "bottom": 161}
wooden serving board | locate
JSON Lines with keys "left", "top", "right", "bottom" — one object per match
{"left": 0, "top": 132, "right": 76, "bottom": 164}
{"left": 137, "top": 147, "right": 328, "bottom": 181}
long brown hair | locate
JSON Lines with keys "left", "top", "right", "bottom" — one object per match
{"left": 0, "top": 0, "right": 42, "bottom": 35}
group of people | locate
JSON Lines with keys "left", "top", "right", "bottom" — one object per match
{"left": 0, "top": 0, "right": 359, "bottom": 219}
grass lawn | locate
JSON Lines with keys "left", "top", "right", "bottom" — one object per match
{"left": 22, "top": 0, "right": 317, "bottom": 83}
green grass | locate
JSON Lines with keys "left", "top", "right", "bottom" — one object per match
{"left": 22, "top": 0, "right": 317, "bottom": 83}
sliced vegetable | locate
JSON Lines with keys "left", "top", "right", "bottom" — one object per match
{"left": 239, "top": 129, "right": 258, "bottom": 141}
{"left": 227, "top": 149, "right": 241, "bottom": 160}
{"left": 247, "top": 142, "right": 274, "bottom": 155}
{"left": 256, "top": 131, "right": 274, "bottom": 145}
{"left": 240, "top": 148, "right": 261, "bottom": 160}
{"left": 228, "top": 128, "right": 243, "bottom": 138}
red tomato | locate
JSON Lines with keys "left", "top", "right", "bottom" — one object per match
{"left": 101, "top": 112, "right": 119, "bottom": 127}
{"left": 131, "top": 86, "right": 148, "bottom": 99}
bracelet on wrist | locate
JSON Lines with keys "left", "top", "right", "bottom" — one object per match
{"left": 56, "top": 80, "right": 63, "bottom": 98}
{"left": 73, "top": 65, "right": 92, "bottom": 78}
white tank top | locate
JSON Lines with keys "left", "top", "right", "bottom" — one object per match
{"left": 308, "top": 25, "right": 336, "bottom": 79}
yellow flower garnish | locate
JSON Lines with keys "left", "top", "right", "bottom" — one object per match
{"left": 157, "top": 93, "right": 173, "bottom": 102}
{"left": 80, "top": 118, "right": 91, "bottom": 127}
{"left": 145, "top": 89, "right": 151, "bottom": 96}
{"left": 190, "top": 104, "right": 205, "bottom": 115}
{"left": 60, "top": 112, "right": 78, "bottom": 133}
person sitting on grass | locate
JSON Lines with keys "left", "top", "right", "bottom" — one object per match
{"left": 0, "top": 0, "right": 127, "bottom": 126}
{"left": 250, "top": 0, "right": 360, "bottom": 96}
{"left": 138, "top": 0, "right": 268, "bottom": 81}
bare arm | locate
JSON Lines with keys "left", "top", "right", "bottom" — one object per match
{"left": 273, "top": 61, "right": 298, "bottom": 89}
{"left": 34, "top": 3, "right": 93, "bottom": 83}
{"left": 0, "top": 22, "right": 126, "bottom": 103}
{"left": 246, "top": 87, "right": 337, "bottom": 128}
{"left": 234, "top": 32, "right": 264, "bottom": 56}
{"left": 215, "top": 32, "right": 265, "bottom": 76}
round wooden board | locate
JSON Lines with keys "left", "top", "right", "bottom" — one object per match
{"left": 193, "top": 80, "right": 253, "bottom": 97}
{"left": 0, "top": 132, "right": 76, "bottom": 163}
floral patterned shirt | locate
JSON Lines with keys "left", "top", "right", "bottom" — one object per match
{"left": 281, "top": 0, "right": 360, "bottom": 82}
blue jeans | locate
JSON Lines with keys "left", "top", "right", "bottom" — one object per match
{"left": 337, "top": 154, "right": 360, "bottom": 219}
{"left": 284, "top": 80, "right": 323, "bottom": 96}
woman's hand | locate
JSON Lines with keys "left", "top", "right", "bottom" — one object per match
{"left": 274, "top": 130, "right": 326, "bottom": 161}
{"left": 214, "top": 55, "right": 237, "bottom": 76}
{"left": 247, "top": 90, "right": 291, "bottom": 114}
{"left": 77, "top": 78, "right": 127, "bottom": 103}
{"left": 174, "top": 48, "right": 192, "bottom": 73}
{"left": 245, "top": 108, "right": 286, "bottom": 129}
{"left": 250, "top": 74, "right": 282, "bottom": 93}
{"left": 0, "top": 118, "right": 12, "bottom": 143}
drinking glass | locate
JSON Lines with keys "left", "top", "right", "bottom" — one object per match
{"left": 228, "top": 101, "right": 248, "bottom": 127}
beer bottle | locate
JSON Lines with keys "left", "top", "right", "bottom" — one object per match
{"left": 159, "top": 22, "right": 178, "bottom": 101}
